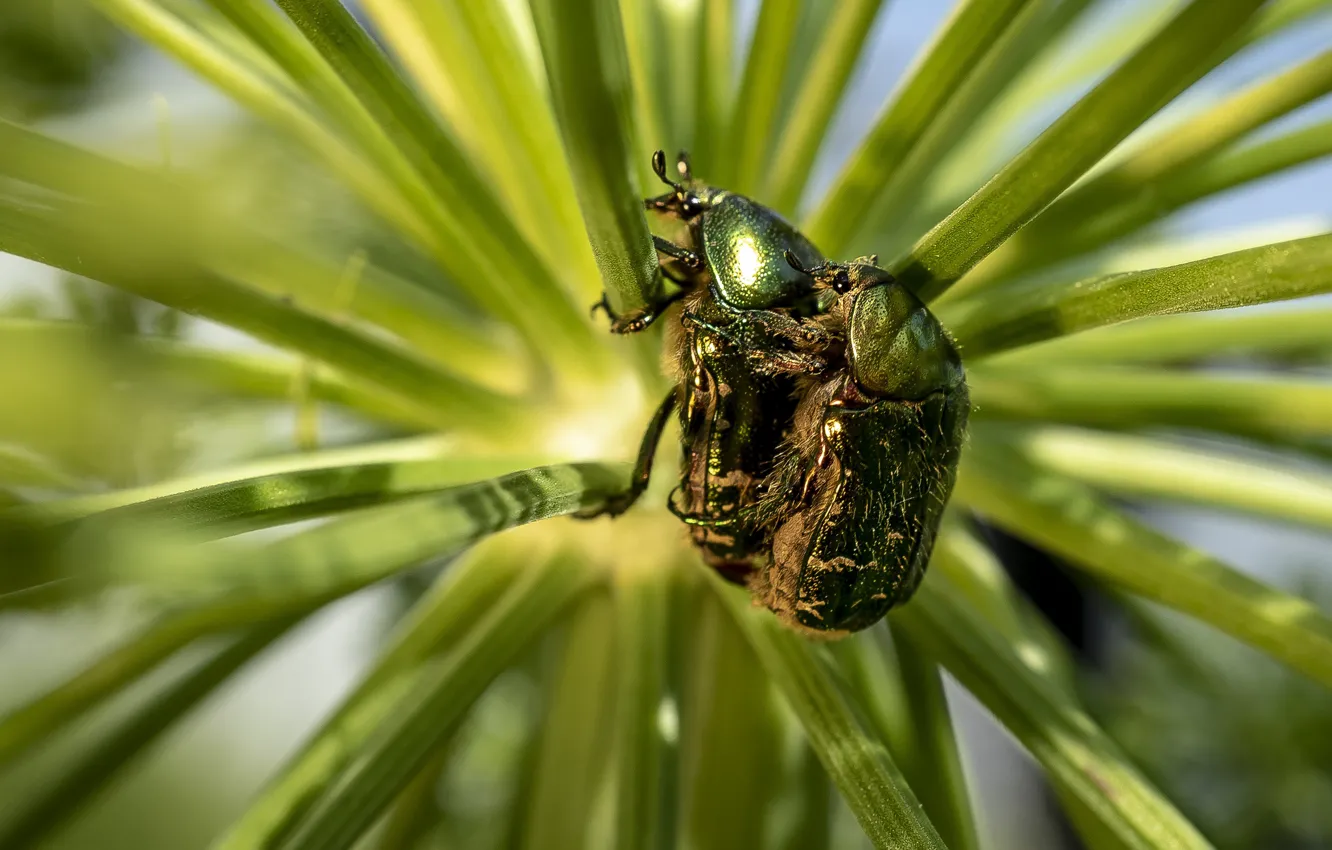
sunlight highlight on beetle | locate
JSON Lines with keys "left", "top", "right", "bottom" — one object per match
{"left": 733, "top": 235, "right": 764, "bottom": 287}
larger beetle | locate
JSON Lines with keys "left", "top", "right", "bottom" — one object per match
{"left": 752, "top": 258, "right": 969, "bottom": 634}
{"left": 590, "top": 151, "right": 829, "bottom": 580}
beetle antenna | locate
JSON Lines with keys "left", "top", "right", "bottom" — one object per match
{"left": 676, "top": 151, "right": 693, "bottom": 181}
{"left": 784, "top": 250, "right": 809, "bottom": 274}
{"left": 785, "top": 250, "right": 833, "bottom": 279}
{"left": 651, "top": 150, "right": 674, "bottom": 188}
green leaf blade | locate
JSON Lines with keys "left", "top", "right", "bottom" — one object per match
{"left": 968, "top": 365, "right": 1332, "bottom": 444}
{"left": 611, "top": 568, "right": 672, "bottom": 850}
{"left": 987, "top": 304, "right": 1332, "bottom": 367}
{"left": 967, "top": 47, "right": 1332, "bottom": 288}
{"left": 804, "top": 0, "right": 1039, "bottom": 252}
{"left": 764, "top": 0, "right": 889, "bottom": 215}
{"left": 0, "top": 619, "right": 298, "bottom": 850}
{"left": 678, "top": 590, "right": 783, "bottom": 850}
{"left": 691, "top": 0, "right": 736, "bottom": 179}
{"left": 901, "top": 0, "right": 1267, "bottom": 301}
{"left": 894, "top": 578, "right": 1214, "bottom": 850}
{"left": 945, "top": 233, "right": 1332, "bottom": 358}
{"left": 710, "top": 575, "right": 947, "bottom": 850}
{"left": 268, "top": 0, "right": 602, "bottom": 369}
{"left": 30, "top": 444, "right": 548, "bottom": 534}
{"left": 1004, "top": 426, "right": 1332, "bottom": 531}
{"left": 271, "top": 553, "right": 598, "bottom": 850}
{"left": 517, "top": 590, "right": 618, "bottom": 850}
{"left": 211, "top": 543, "right": 528, "bottom": 850}
{"left": 884, "top": 624, "right": 981, "bottom": 850}
{"left": 958, "top": 443, "right": 1332, "bottom": 690}
{"left": 527, "top": 0, "right": 659, "bottom": 319}
{"left": 723, "top": 0, "right": 802, "bottom": 194}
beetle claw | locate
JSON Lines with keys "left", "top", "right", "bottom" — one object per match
{"left": 590, "top": 293, "right": 617, "bottom": 322}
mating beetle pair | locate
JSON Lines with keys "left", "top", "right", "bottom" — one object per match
{"left": 593, "top": 152, "right": 968, "bottom": 635}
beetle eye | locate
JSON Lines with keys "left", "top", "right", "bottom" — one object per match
{"left": 834, "top": 272, "right": 852, "bottom": 293}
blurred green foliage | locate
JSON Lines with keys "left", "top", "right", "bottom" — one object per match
{"left": 0, "top": 0, "right": 123, "bottom": 118}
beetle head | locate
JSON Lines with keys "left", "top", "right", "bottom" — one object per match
{"left": 783, "top": 254, "right": 888, "bottom": 295}
{"left": 644, "top": 150, "right": 710, "bottom": 220}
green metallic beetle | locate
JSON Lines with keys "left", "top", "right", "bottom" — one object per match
{"left": 752, "top": 257, "right": 969, "bottom": 635}
{"left": 592, "top": 151, "right": 830, "bottom": 581}
{"left": 592, "top": 155, "right": 968, "bottom": 634}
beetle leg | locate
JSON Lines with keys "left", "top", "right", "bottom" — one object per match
{"left": 734, "top": 309, "right": 836, "bottom": 350}
{"left": 575, "top": 389, "right": 679, "bottom": 519}
{"left": 666, "top": 488, "right": 740, "bottom": 527}
{"left": 604, "top": 288, "right": 688, "bottom": 334}
{"left": 590, "top": 293, "right": 616, "bottom": 321}
{"left": 682, "top": 313, "right": 829, "bottom": 375}
{"left": 653, "top": 235, "right": 706, "bottom": 272}
{"left": 749, "top": 350, "right": 828, "bottom": 376}
{"left": 590, "top": 269, "right": 689, "bottom": 334}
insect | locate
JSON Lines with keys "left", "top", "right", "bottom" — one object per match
{"left": 590, "top": 155, "right": 968, "bottom": 636}
{"left": 590, "top": 151, "right": 829, "bottom": 581}
{"left": 751, "top": 257, "right": 969, "bottom": 635}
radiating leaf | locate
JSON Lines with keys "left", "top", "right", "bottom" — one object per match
{"left": 884, "top": 624, "right": 980, "bottom": 850}
{"left": 108, "top": 0, "right": 603, "bottom": 374}
{"left": 804, "top": 0, "right": 1038, "bottom": 251}
{"left": 830, "top": 627, "right": 980, "bottom": 850}
{"left": 275, "top": 0, "right": 602, "bottom": 366}
{"left": 710, "top": 576, "right": 947, "bottom": 850}
{"left": 926, "top": 0, "right": 1332, "bottom": 223}
{"left": 90, "top": 0, "right": 430, "bottom": 252}
{"left": 1244, "top": 0, "right": 1332, "bottom": 42}
{"left": 0, "top": 465, "right": 624, "bottom": 767}
{"left": 23, "top": 441, "right": 547, "bottom": 534}
{"left": 856, "top": 0, "right": 1097, "bottom": 257}
{"left": 723, "top": 0, "right": 802, "bottom": 194}
{"left": 958, "top": 443, "right": 1332, "bottom": 690}
{"left": 0, "top": 318, "right": 430, "bottom": 428}
{"left": 967, "top": 48, "right": 1332, "bottom": 288}
{"left": 656, "top": 0, "right": 704, "bottom": 154}
{"left": 611, "top": 566, "right": 671, "bottom": 850}
{"left": 678, "top": 591, "right": 782, "bottom": 850}
{"left": 211, "top": 543, "right": 527, "bottom": 850}
{"left": 988, "top": 304, "right": 1332, "bottom": 366}
{"left": 931, "top": 523, "right": 1076, "bottom": 690}
{"left": 517, "top": 590, "right": 618, "bottom": 850}
{"left": 968, "top": 365, "right": 1332, "bottom": 443}
{"left": 763, "top": 0, "right": 889, "bottom": 215}
{"left": 619, "top": 0, "right": 670, "bottom": 182}
{"left": 779, "top": 743, "right": 832, "bottom": 850}
{"left": 0, "top": 609, "right": 238, "bottom": 768}
{"left": 943, "top": 233, "right": 1332, "bottom": 358}
{"left": 0, "top": 126, "right": 525, "bottom": 431}
{"left": 375, "top": 749, "right": 451, "bottom": 850}
{"left": 1007, "top": 116, "right": 1332, "bottom": 272}
{"left": 274, "top": 554, "right": 597, "bottom": 850}
{"left": 893, "top": 577, "right": 1213, "bottom": 849}
{"left": 223, "top": 238, "right": 520, "bottom": 390}
{"left": 106, "top": 463, "right": 624, "bottom": 596}
{"left": 900, "top": 0, "right": 1267, "bottom": 302}
{"left": 528, "top": 0, "right": 659, "bottom": 318}
{"left": 354, "top": 0, "right": 597, "bottom": 289}
{"left": 0, "top": 618, "right": 299, "bottom": 850}
{"left": 691, "top": 0, "right": 736, "bottom": 178}
{"left": 0, "top": 443, "right": 82, "bottom": 491}
{"left": 999, "top": 425, "right": 1332, "bottom": 531}
{"left": 0, "top": 196, "right": 521, "bottom": 432}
